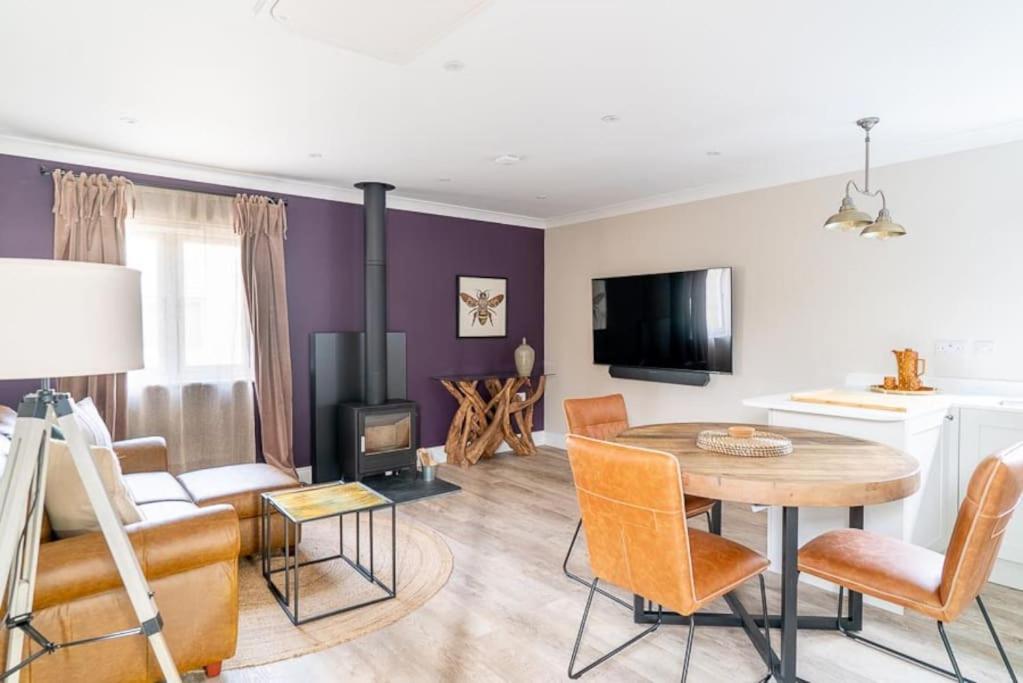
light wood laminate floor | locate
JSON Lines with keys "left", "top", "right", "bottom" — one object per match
{"left": 220, "top": 447, "right": 1022, "bottom": 682}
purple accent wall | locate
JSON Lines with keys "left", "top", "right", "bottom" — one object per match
{"left": 0, "top": 153, "right": 544, "bottom": 467}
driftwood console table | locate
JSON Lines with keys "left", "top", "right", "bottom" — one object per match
{"left": 434, "top": 372, "right": 549, "bottom": 467}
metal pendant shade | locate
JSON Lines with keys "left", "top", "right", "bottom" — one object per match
{"left": 860, "top": 208, "right": 906, "bottom": 240}
{"left": 825, "top": 117, "right": 906, "bottom": 239}
{"left": 823, "top": 196, "right": 873, "bottom": 231}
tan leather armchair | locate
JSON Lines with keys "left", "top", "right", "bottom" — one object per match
{"left": 0, "top": 505, "right": 239, "bottom": 682}
{"left": 799, "top": 444, "right": 1023, "bottom": 681}
{"left": 561, "top": 395, "right": 719, "bottom": 606}
{"left": 565, "top": 435, "right": 770, "bottom": 680}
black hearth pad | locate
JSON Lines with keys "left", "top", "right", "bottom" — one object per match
{"left": 361, "top": 469, "right": 461, "bottom": 505}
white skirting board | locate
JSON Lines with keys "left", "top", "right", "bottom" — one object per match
{"left": 295, "top": 431, "right": 549, "bottom": 480}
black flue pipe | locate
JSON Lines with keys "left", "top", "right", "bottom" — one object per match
{"left": 355, "top": 181, "right": 395, "bottom": 406}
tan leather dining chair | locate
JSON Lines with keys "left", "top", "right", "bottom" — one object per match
{"left": 565, "top": 435, "right": 770, "bottom": 680}
{"left": 799, "top": 444, "right": 1023, "bottom": 682}
{"left": 562, "top": 395, "right": 719, "bottom": 606}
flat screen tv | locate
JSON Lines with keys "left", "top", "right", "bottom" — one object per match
{"left": 592, "top": 267, "right": 732, "bottom": 373}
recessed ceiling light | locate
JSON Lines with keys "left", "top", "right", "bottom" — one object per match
{"left": 535, "top": 194, "right": 549, "bottom": 200}
{"left": 706, "top": 150, "right": 721, "bottom": 156}
{"left": 119, "top": 116, "right": 138, "bottom": 125}
{"left": 438, "top": 177, "right": 452, "bottom": 182}
{"left": 308, "top": 152, "right": 323, "bottom": 159}
{"left": 443, "top": 60, "right": 465, "bottom": 72}
{"left": 494, "top": 154, "right": 522, "bottom": 165}
{"left": 600, "top": 114, "right": 621, "bottom": 124}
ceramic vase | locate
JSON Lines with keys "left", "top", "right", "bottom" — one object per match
{"left": 514, "top": 337, "right": 535, "bottom": 377}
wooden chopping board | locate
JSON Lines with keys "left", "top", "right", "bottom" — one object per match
{"left": 790, "top": 389, "right": 911, "bottom": 413}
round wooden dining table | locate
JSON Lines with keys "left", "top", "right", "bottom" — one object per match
{"left": 614, "top": 423, "right": 920, "bottom": 683}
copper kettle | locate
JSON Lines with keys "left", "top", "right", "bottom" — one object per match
{"left": 892, "top": 348, "right": 926, "bottom": 391}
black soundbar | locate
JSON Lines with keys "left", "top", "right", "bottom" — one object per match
{"left": 608, "top": 365, "right": 711, "bottom": 386}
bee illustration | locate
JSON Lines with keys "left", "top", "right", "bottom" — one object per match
{"left": 460, "top": 289, "right": 505, "bottom": 327}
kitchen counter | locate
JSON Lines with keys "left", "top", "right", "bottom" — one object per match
{"left": 743, "top": 390, "right": 952, "bottom": 421}
{"left": 745, "top": 373, "right": 1023, "bottom": 420}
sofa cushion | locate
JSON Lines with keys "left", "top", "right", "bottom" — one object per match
{"left": 72, "top": 397, "right": 113, "bottom": 449}
{"left": 0, "top": 433, "right": 9, "bottom": 479}
{"left": 0, "top": 405, "right": 15, "bottom": 438}
{"left": 178, "top": 463, "right": 299, "bottom": 519}
{"left": 137, "top": 500, "right": 200, "bottom": 523}
{"left": 124, "top": 471, "right": 193, "bottom": 505}
{"left": 45, "top": 440, "right": 142, "bottom": 537}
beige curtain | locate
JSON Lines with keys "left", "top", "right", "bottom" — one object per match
{"left": 52, "top": 170, "right": 135, "bottom": 439}
{"left": 125, "top": 186, "right": 257, "bottom": 473}
{"left": 234, "top": 195, "right": 295, "bottom": 475}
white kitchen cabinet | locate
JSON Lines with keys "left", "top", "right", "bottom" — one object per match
{"left": 957, "top": 407, "right": 1023, "bottom": 588}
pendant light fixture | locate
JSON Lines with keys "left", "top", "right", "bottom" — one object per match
{"left": 823, "top": 117, "right": 906, "bottom": 239}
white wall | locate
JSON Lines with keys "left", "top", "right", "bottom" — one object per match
{"left": 544, "top": 141, "right": 1023, "bottom": 437}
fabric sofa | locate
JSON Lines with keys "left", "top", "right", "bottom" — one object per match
{"left": 0, "top": 405, "right": 299, "bottom": 682}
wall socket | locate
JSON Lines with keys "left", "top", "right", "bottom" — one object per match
{"left": 935, "top": 340, "right": 968, "bottom": 354}
{"left": 973, "top": 340, "right": 996, "bottom": 354}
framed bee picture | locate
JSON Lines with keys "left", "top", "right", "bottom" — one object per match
{"left": 457, "top": 275, "right": 507, "bottom": 338}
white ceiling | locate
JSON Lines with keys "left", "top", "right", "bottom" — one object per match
{"left": 2, "top": 0, "right": 1023, "bottom": 226}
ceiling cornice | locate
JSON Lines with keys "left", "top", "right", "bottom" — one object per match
{"left": 0, "top": 134, "right": 547, "bottom": 230}
{"left": 7, "top": 118, "right": 1023, "bottom": 233}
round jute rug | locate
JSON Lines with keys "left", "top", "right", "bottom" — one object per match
{"left": 225, "top": 515, "right": 453, "bottom": 670}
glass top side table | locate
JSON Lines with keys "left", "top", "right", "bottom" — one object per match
{"left": 261, "top": 481, "right": 396, "bottom": 625}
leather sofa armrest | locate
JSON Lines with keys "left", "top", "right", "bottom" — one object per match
{"left": 113, "top": 436, "right": 168, "bottom": 473}
{"left": 33, "top": 504, "right": 240, "bottom": 611}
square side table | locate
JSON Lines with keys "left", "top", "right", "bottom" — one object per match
{"left": 261, "top": 481, "right": 396, "bottom": 625}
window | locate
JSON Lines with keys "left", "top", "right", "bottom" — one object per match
{"left": 127, "top": 216, "right": 251, "bottom": 385}
{"left": 124, "top": 186, "right": 255, "bottom": 472}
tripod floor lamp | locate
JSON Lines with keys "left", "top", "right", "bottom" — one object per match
{"left": 0, "top": 258, "right": 180, "bottom": 682}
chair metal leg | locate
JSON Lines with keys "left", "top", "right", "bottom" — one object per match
{"left": 562, "top": 519, "right": 631, "bottom": 609}
{"left": 562, "top": 519, "right": 582, "bottom": 577}
{"left": 834, "top": 587, "right": 976, "bottom": 683}
{"left": 680, "top": 615, "right": 696, "bottom": 683}
{"left": 938, "top": 622, "right": 965, "bottom": 683}
{"left": 568, "top": 578, "right": 662, "bottom": 679}
{"left": 976, "top": 596, "right": 1019, "bottom": 683}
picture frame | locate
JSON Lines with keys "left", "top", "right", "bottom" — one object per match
{"left": 456, "top": 275, "right": 507, "bottom": 338}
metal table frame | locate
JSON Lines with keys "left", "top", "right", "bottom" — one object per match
{"left": 633, "top": 506, "right": 864, "bottom": 683}
{"left": 261, "top": 485, "right": 397, "bottom": 626}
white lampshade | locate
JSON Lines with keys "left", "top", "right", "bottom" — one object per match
{"left": 0, "top": 259, "right": 143, "bottom": 380}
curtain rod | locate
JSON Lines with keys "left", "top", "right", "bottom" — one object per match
{"left": 38, "top": 165, "right": 288, "bottom": 206}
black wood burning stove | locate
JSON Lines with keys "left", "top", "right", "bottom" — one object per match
{"left": 328, "top": 181, "right": 419, "bottom": 482}
{"left": 338, "top": 400, "right": 418, "bottom": 481}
